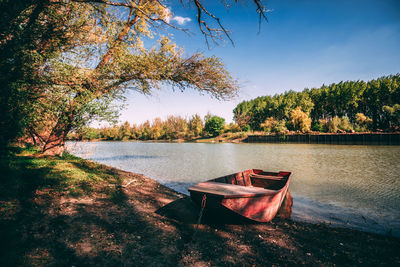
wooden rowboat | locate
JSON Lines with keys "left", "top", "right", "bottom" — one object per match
{"left": 188, "top": 169, "right": 292, "bottom": 222}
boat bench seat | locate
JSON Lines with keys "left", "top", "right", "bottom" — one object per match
{"left": 249, "top": 174, "right": 285, "bottom": 180}
{"left": 189, "top": 181, "right": 277, "bottom": 198}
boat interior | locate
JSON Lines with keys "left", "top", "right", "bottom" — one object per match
{"left": 211, "top": 169, "right": 290, "bottom": 191}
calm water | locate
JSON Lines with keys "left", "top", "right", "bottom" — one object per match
{"left": 66, "top": 141, "right": 400, "bottom": 236}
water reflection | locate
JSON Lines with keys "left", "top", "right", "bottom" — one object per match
{"left": 276, "top": 189, "right": 293, "bottom": 219}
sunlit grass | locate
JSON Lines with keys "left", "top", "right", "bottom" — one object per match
{"left": 0, "top": 146, "right": 123, "bottom": 203}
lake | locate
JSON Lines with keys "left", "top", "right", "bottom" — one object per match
{"left": 66, "top": 141, "right": 400, "bottom": 236}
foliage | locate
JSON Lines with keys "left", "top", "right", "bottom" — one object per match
{"left": 382, "top": 104, "right": 400, "bottom": 130}
{"left": 234, "top": 74, "right": 400, "bottom": 132}
{"left": 2, "top": 0, "right": 270, "bottom": 155}
{"left": 311, "top": 122, "right": 323, "bottom": 132}
{"left": 260, "top": 117, "right": 287, "bottom": 134}
{"left": 318, "top": 119, "right": 329, "bottom": 133}
{"left": 226, "top": 123, "right": 242, "bottom": 133}
{"left": 188, "top": 114, "right": 204, "bottom": 137}
{"left": 233, "top": 90, "right": 314, "bottom": 130}
{"left": 260, "top": 117, "right": 278, "bottom": 132}
{"left": 242, "top": 124, "right": 251, "bottom": 132}
{"left": 77, "top": 127, "right": 100, "bottom": 141}
{"left": 67, "top": 114, "right": 249, "bottom": 141}
{"left": 288, "top": 107, "right": 312, "bottom": 132}
{"left": 355, "top": 113, "right": 373, "bottom": 132}
{"left": 204, "top": 116, "right": 226, "bottom": 137}
{"left": 326, "top": 116, "right": 353, "bottom": 133}
{"left": 272, "top": 120, "right": 288, "bottom": 134}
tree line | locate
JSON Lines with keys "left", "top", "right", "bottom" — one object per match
{"left": 233, "top": 74, "right": 400, "bottom": 133}
{"left": 67, "top": 114, "right": 238, "bottom": 141}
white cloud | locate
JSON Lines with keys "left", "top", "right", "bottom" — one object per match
{"left": 172, "top": 16, "right": 191, "bottom": 25}
{"left": 163, "top": 8, "right": 191, "bottom": 25}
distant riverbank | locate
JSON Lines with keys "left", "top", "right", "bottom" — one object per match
{"left": 68, "top": 132, "right": 400, "bottom": 145}
{"left": 1, "top": 146, "right": 399, "bottom": 265}
{"left": 246, "top": 132, "right": 400, "bottom": 145}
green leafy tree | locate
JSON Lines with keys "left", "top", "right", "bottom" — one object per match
{"left": 234, "top": 74, "right": 400, "bottom": 132}
{"left": 204, "top": 116, "right": 225, "bottom": 137}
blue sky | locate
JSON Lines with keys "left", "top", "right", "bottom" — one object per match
{"left": 117, "top": 0, "right": 400, "bottom": 125}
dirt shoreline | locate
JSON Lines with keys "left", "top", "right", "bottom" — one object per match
{"left": 1, "top": 156, "right": 399, "bottom": 266}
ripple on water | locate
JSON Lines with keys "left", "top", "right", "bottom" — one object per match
{"left": 66, "top": 141, "right": 400, "bottom": 236}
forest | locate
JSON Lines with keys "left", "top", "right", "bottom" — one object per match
{"left": 233, "top": 74, "right": 400, "bottom": 134}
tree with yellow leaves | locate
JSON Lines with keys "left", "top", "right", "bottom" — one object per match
{"left": 288, "top": 107, "right": 312, "bottom": 133}
{"left": 0, "top": 0, "right": 268, "bottom": 154}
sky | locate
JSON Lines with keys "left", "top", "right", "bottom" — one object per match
{"left": 116, "top": 0, "right": 400, "bottom": 125}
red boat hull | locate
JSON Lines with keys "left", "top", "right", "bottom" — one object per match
{"left": 189, "top": 169, "right": 292, "bottom": 222}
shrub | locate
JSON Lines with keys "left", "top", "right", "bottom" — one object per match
{"left": 318, "top": 118, "right": 329, "bottom": 132}
{"left": 226, "top": 123, "right": 241, "bottom": 133}
{"left": 288, "top": 107, "right": 311, "bottom": 132}
{"left": 273, "top": 120, "right": 288, "bottom": 134}
{"left": 326, "top": 116, "right": 353, "bottom": 133}
{"left": 260, "top": 117, "right": 278, "bottom": 133}
{"left": 383, "top": 104, "right": 400, "bottom": 130}
{"left": 204, "top": 116, "right": 225, "bottom": 137}
{"left": 241, "top": 124, "right": 251, "bottom": 132}
{"left": 338, "top": 116, "right": 353, "bottom": 132}
{"left": 355, "top": 113, "right": 373, "bottom": 132}
{"left": 311, "top": 122, "right": 323, "bottom": 132}
{"left": 261, "top": 117, "right": 287, "bottom": 134}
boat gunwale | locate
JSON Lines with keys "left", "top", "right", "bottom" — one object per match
{"left": 188, "top": 170, "right": 292, "bottom": 199}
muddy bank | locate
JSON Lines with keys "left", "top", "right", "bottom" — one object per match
{"left": 1, "top": 154, "right": 399, "bottom": 266}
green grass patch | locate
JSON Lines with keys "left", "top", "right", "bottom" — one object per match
{"left": 0, "top": 146, "right": 123, "bottom": 205}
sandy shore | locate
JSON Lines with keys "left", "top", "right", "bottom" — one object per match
{"left": 1, "top": 155, "right": 399, "bottom": 266}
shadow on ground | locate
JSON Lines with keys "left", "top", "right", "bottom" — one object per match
{"left": 1, "top": 149, "right": 399, "bottom": 266}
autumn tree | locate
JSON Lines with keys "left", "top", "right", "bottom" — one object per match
{"left": 260, "top": 117, "right": 277, "bottom": 133}
{"left": 355, "top": 113, "right": 373, "bottom": 132}
{"left": 260, "top": 117, "right": 287, "bottom": 134}
{"left": 188, "top": 114, "right": 204, "bottom": 138}
{"left": 288, "top": 107, "right": 311, "bottom": 132}
{"left": 1, "top": 0, "right": 268, "bottom": 154}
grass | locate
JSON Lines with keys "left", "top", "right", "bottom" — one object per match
{"left": 1, "top": 146, "right": 121, "bottom": 202}
{"left": 0, "top": 146, "right": 127, "bottom": 265}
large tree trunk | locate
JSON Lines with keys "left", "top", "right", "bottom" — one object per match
{"left": 41, "top": 132, "right": 67, "bottom": 156}
{"left": 41, "top": 112, "right": 74, "bottom": 156}
{"left": 39, "top": 14, "right": 139, "bottom": 156}
{"left": 41, "top": 127, "right": 68, "bottom": 156}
